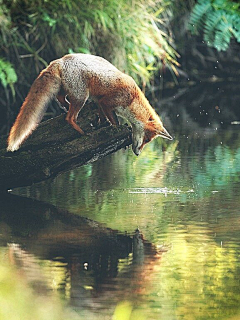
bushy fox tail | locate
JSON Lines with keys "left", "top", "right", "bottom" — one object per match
{"left": 7, "top": 64, "right": 61, "bottom": 152}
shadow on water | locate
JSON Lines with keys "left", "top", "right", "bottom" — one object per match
{"left": 0, "top": 193, "right": 162, "bottom": 316}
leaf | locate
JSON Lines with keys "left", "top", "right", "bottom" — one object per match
{"left": 189, "top": 0, "right": 240, "bottom": 51}
{"left": 188, "top": 0, "right": 212, "bottom": 34}
{"left": 0, "top": 58, "right": 17, "bottom": 95}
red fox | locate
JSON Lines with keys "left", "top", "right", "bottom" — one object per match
{"left": 7, "top": 53, "right": 172, "bottom": 155}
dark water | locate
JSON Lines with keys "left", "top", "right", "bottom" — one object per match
{"left": 1, "top": 83, "right": 240, "bottom": 320}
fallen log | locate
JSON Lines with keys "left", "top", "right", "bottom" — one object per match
{"left": 0, "top": 103, "right": 132, "bottom": 191}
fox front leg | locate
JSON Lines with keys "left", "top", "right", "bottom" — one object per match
{"left": 98, "top": 100, "right": 120, "bottom": 126}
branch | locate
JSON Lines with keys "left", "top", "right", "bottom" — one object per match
{"left": 0, "top": 103, "right": 132, "bottom": 191}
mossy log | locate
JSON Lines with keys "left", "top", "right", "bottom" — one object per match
{"left": 0, "top": 103, "right": 132, "bottom": 191}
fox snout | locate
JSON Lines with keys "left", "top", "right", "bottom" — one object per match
{"left": 131, "top": 125, "right": 145, "bottom": 156}
{"left": 132, "top": 122, "right": 173, "bottom": 156}
{"left": 158, "top": 126, "right": 173, "bottom": 141}
{"left": 132, "top": 141, "right": 143, "bottom": 156}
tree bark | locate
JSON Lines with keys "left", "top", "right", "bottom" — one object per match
{"left": 0, "top": 103, "right": 132, "bottom": 191}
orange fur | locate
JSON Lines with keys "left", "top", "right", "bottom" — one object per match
{"left": 7, "top": 53, "right": 172, "bottom": 154}
{"left": 7, "top": 63, "right": 61, "bottom": 151}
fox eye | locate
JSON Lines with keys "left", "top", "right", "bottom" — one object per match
{"left": 148, "top": 116, "right": 154, "bottom": 122}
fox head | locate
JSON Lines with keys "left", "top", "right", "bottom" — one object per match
{"left": 132, "top": 119, "right": 172, "bottom": 156}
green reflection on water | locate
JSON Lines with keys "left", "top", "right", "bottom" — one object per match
{"left": 12, "top": 129, "right": 240, "bottom": 320}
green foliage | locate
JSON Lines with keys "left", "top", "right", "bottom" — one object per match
{"left": 0, "top": 58, "right": 17, "bottom": 95}
{"left": 0, "top": 0, "right": 178, "bottom": 87}
{"left": 189, "top": 0, "right": 240, "bottom": 51}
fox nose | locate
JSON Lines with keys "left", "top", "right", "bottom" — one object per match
{"left": 132, "top": 147, "right": 141, "bottom": 156}
{"left": 159, "top": 126, "right": 173, "bottom": 140}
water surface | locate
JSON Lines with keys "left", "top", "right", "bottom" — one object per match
{"left": 2, "top": 78, "right": 240, "bottom": 319}
{"left": 2, "top": 123, "right": 238, "bottom": 319}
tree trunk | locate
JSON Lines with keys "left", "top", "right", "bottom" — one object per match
{"left": 0, "top": 103, "right": 132, "bottom": 191}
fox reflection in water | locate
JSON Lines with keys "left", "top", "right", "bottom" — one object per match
{"left": 1, "top": 194, "right": 164, "bottom": 312}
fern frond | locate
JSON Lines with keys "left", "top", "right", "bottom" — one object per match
{"left": 188, "top": 1, "right": 212, "bottom": 34}
{"left": 232, "top": 15, "right": 240, "bottom": 42}
{"left": 203, "top": 10, "right": 224, "bottom": 44}
{"left": 213, "top": 21, "right": 232, "bottom": 51}
{"left": 189, "top": 0, "right": 240, "bottom": 51}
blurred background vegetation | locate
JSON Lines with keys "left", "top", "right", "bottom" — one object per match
{"left": 1, "top": 0, "right": 240, "bottom": 134}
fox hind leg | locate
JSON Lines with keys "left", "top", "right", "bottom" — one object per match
{"left": 56, "top": 87, "right": 70, "bottom": 112}
{"left": 56, "top": 94, "right": 69, "bottom": 112}
{"left": 66, "top": 94, "right": 89, "bottom": 134}
{"left": 66, "top": 102, "right": 84, "bottom": 134}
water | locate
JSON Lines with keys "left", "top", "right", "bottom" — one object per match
{"left": 1, "top": 91, "right": 240, "bottom": 319}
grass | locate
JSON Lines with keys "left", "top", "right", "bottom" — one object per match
{"left": 0, "top": 0, "right": 178, "bottom": 91}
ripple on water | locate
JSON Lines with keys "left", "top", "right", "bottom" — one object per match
{"left": 128, "top": 187, "right": 195, "bottom": 195}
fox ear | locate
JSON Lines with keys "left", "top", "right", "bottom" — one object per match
{"left": 157, "top": 126, "right": 173, "bottom": 140}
